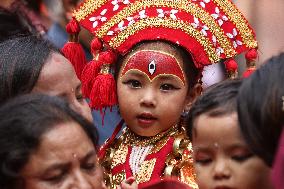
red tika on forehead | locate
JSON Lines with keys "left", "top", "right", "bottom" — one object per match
{"left": 121, "top": 50, "right": 185, "bottom": 84}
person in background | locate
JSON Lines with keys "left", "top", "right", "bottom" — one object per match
{"left": 0, "top": 35, "right": 92, "bottom": 122}
{"left": 237, "top": 52, "right": 284, "bottom": 189}
{"left": 187, "top": 79, "right": 274, "bottom": 189}
{"left": 0, "top": 94, "right": 105, "bottom": 189}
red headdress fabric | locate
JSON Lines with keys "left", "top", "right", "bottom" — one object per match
{"left": 73, "top": 0, "right": 257, "bottom": 67}
{"left": 68, "top": 0, "right": 258, "bottom": 110}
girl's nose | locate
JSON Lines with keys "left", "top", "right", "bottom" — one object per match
{"left": 213, "top": 159, "right": 231, "bottom": 180}
{"left": 140, "top": 88, "right": 157, "bottom": 107}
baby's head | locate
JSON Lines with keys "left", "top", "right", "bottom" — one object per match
{"left": 187, "top": 79, "right": 274, "bottom": 189}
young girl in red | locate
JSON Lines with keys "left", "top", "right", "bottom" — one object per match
{"left": 62, "top": 0, "right": 258, "bottom": 188}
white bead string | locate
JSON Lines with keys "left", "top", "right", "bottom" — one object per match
{"left": 129, "top": 145, "right": 152, "bottom": 175}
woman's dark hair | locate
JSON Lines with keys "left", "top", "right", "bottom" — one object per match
{"left": 187, "top": 79, "right": 242, "bottom": 140}
{"left": 237, "top": 52, "right": 284, "bottom": 167}
{"left": 0, "top": 35, "right": 60, "bottom": 105}
{"left": 0, "top": 9, "right": 31, "bottom": 41}
{"left": 0, "top": 94, "right": 98, "bottom": 189}
{"left": 114, "top": 40, "right": 200, "bottom": 91}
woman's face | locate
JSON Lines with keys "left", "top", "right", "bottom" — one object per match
{"left": 20, "top": 122, "right": 106, "bottom": 189}
{"left": 32, "top": 53, "right": 92, "bottom": 122}
{"left": 117, "top": 43, "right": 191, "bottom": 136}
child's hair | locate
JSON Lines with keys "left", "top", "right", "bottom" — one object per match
{"left": 187, "top": 79, "right": 242, "bottom": 140}
{"left": 114, "top": 40, "right": 200, "bottom": 92}
{"left": 0, "top": 35, "right": 60, "bottom": 105}
{"left": 237, "top": 52, "right": 284, "bottom": 167}
{"left": 0, "top": 94, "right": 98, "bottom": 189}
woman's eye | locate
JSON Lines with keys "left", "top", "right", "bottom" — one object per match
{"left": 232, "top": 153, "right": 253, "bottom": 162}
{"left": 160, "top": 84, "right": 178, "bottom": 91}
{"left": 195, "top": 158, "right": 212, "bottom": 165}
{"left": 82, "top": 162, "right": 97, "bottom": 173}
{"left": 76, "top": 94, "right": 84, "bottom": 101}
{"left": 123, "top": 80, "right": 141, "bottom": 88}
{"left": 44, "top": 173, "right": 65, "bottom": 184}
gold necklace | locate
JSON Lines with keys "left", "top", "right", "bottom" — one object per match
{"left": 123, "top": 125, "right": 180, "bottom": 147}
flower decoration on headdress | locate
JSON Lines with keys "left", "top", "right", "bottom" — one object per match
{"left": 62, "top": 0, "right": 258, "bottom": 117}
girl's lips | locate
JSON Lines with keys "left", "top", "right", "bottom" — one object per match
{"left": 136, "top": 113, "right": 157, "bottom": 125}
{"left": 214, "top": 186, "right": 234, "bottom": 189}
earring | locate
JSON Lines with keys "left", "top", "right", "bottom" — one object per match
{"left": 181, "top": 109, "right": 189, "bottom": 118}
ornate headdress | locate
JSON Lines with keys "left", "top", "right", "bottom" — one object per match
{"left": 62, "top": 0, "right": 258, "bottom": 113}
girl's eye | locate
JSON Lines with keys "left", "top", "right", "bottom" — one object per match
{"left": 123, "top": 80, "right": 142, "bottom": 88}
{"left": 232, "top": 153, "right": 253, "bottom": 162}
{"left": 160, "top": 84, "right": 179, "bottom": 91}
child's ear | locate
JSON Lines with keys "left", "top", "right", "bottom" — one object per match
{"left": 184, "top": 83, "right": 203, "bottom": 111}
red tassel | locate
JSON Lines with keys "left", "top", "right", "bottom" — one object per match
{"left": 245, "top": 49, "right": 258, "bottom": 62}
{"left": 224, "top": 58, "right": 238, "bottom": 78}
{"left": 62, "top": 42, "right": 87, "bottom": 80}
{"left": 90, "top": 37, "right": 103, "bottom": 54}
{"left": 243, "top": 67, "right": 256, "bottom": 78}
{"left": 81, "top": 60, "right": 102, "bottom": 97}
{"left": 61, "top": 18, "right": 86, "bottom": 80}
{"left": 243, "top": 49, "right": 258, "bottom": 78}
{"left": 89, "top": 73, "right": 117, "bottom": 110}
{"left": 81, "top": 38, "right": 104, "bottom": 97}
{"left": 66, "top": 18, "right": 80, "bottom": 34}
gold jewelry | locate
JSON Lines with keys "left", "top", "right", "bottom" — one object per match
{"left": 123, "top": 125, "right": 180, "bottom": 147}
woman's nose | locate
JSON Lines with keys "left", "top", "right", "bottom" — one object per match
{"left": 70, "top": 98, "right": 93, "bottom": 122}
{"left": 72, "top": 171, "right": 93, "bottom": 189}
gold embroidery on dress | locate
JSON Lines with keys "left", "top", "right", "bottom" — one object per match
{"left": 135, "top": 159, "right": 156, "bottom": 184}
{"left": 112, "top": 171, "right": 126, "bottom": 188}
{"left": 111, "top": 145, "right": 128, "bottom": 168}
{"left": 164, "top": 132, "right": 198, "bottom": 189}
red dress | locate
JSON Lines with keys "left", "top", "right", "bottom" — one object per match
{"left": 100, "top": 125, "right": 198, "bottom": 189}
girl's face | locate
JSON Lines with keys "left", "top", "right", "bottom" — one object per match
{"left": 20, "top": 122, "right": 106, "bottom": 189}
{"left": 32, "top": 53, "right": 93, "bottom": 122}
{"left": 192, "top": 113, "right": 274, "bottom": 189}
{"left": 117, "top": 44, "right": 191, "bottom": 136}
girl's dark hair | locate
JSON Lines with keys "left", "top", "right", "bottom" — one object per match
{"left": 187, "top": 79, "right": 242, "bottom": 140}
{"left": 114, "top": 40, "right": 200, "bottom": 91}
{"left": 237, "top": 52, "right": 284, "bottom": 167}
{"left": 0, "top": 94, "right": 98, "bottom": 189}
{"left": 0, "top": 35, "right": 60, "bottom": 105}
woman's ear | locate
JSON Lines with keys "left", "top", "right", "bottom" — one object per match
{"left": 184, "top": 83, "right": 203, "bottom": 111}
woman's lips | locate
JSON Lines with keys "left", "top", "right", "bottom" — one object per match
{"left": 136, "top": 113, "right": 157, "bottom": 125}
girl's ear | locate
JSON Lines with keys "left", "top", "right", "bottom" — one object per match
{"left": 184, "top": 83, "right": 203, "bottom": 111}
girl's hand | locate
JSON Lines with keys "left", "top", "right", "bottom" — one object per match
{"left": 117, "top": 177, "right": 138, "bottom": 189}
